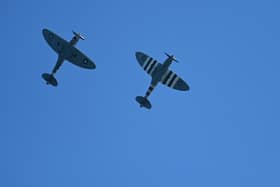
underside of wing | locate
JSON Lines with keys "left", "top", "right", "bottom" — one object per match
{"left": 65, "top": 47, "right": 96, "bottom": 69}
{"left": 161, "top": 70, "right": 190, "bottom": 91}
{"left": 135, "top": 52, "right": 160, "bottom": 76}
{"left": 42, "top": 29, "right": 68, "bottom": 54}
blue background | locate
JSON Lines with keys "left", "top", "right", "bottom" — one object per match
{"left": 1, "top": 0, "right": 280, "bottom": 186}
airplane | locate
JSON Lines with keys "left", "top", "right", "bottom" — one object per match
{"left": 135, "top": 52, "right": 190, "bottom": 109}
{"left": 41, "top": 28, "right": 96, "bottom": 86}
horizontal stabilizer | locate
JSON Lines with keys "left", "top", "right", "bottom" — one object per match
{"left": 42, "top": 73, "right": 58, "bottom": 87}
{"left": 135, "top": 96, "right": 152, "bottom": 109}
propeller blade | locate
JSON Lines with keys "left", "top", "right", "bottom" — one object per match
{"left": 164, "top": 52, "right": 171, "bottom": 58}
{"left": 164, "top": 52, "right": 179, "bottom": 63}
{"left": 72, "top": 30, "right": 85, "bottom": 40}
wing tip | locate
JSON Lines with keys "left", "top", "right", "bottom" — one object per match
{"left": 135, "top": 51, "right": 144, "bottom": 60}
{"left": 135, "top": 51, "right": 147, "bottom": 66}
{"left": 91, "top": 63, "right": 96, "bottom": 69}
{"left": 85, "top": 60, "right": 96, "bottom": 69}
{"left": 175, "top": 80, "right": 190, "bottom": 91}
{"left": 183, "top": 83, "right": 190, "bottom": 91}
{"left": 42, "top": 28, "right": 48, "bottom": 39}
{"left": 42, "top": 28, "right": 51, "bottom": 36}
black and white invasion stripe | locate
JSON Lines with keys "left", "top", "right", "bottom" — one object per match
{"left": 161, "top": 70, "right": 180, "bottom": 88}
{"left": 142, "top": 57, "right": 159, "bottom": 76}
{"left": 145, "top": 84, "right": 156, "bottom": 98}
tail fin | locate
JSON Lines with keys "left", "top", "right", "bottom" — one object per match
{"left": 135, "top": 96, "right": 152, "bottom": 109}
{"left": 41, "top": 73, "right": 58, "bottom": 87}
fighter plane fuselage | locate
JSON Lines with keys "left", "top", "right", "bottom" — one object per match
{"left": 151, "top": 57, "right": 173, "bottom": 84}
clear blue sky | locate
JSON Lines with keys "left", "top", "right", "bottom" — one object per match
{"left": 1, "top": 0, "right": 280, "bottom": 186}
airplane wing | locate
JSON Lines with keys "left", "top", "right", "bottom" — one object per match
{"left": 42, "top": 29, "right": 69, "bottom": 54}
{"left": 64, "top": 46, "right": 96, "bottom": 69}
{"left": 135, "top": 52, "right": 160, "bottom": 76}
{"left": 160, "top": 69, "right": 190, "bottom": 91}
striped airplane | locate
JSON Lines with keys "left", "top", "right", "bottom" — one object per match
{"left": 135, "top": 52, "right": 190, "bottom": 109}
{"left": 42, "top": 28, "right": 96, "bottom": 86}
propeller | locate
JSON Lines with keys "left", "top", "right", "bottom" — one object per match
{"left": 72, "top": 30, "right": 85, "bottom": 40}
{"left": 164, "top": 52, "right": 179, "bottom": 63}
